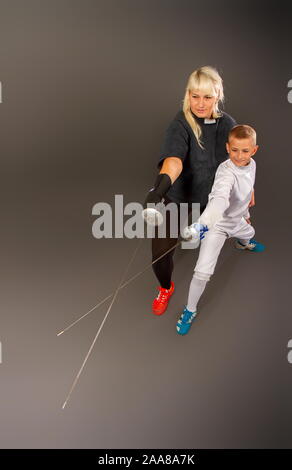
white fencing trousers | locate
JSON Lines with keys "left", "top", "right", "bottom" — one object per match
{"left": 186, "top": 218, "right": 255, "bottom": 312}
{"left": 194, "top": 217, "right": 255, "bottom": 281}
{"left": 186, "top": 276, "right": 208, "bottom": 312}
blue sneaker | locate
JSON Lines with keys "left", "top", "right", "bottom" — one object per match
{"left": 235, "top": 238, "right": 265, "bottom": 252}
{"left": 176, "top": 306, "right": 197, "bottom": 335}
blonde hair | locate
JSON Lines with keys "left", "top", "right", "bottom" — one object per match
{"left": 182, "top": 66, "right": 224, "bottom": 148}
{"left": 228, "top": 124, "right": 257, "bottom": 145}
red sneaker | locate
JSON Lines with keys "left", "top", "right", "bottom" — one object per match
{"left": 152, "top": 281, "right": 175, "bottom": 315}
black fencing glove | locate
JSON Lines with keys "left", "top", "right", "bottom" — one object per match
{"left": 142, "top": 173, "right": 172, "bottom": 226}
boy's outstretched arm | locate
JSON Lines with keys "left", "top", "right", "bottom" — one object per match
{"left": 182, "top": 167, "right": 234, "bottom": 241}
{"left": 199, "top": 168, "right": 235, "bottom": 229}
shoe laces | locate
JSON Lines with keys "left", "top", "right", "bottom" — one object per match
{"left": 181, "top": 308, "right": 196, "bottom": 323}
{"left": 156, "top": 286, "right": 170, "bottom": 301}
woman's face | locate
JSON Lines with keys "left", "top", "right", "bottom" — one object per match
{"left": 189, "top": 89, "right": 217, "bottom": 119}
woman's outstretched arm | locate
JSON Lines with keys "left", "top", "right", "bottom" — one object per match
{"left": 159, "top": 156, "right": 183, "bottom": 183}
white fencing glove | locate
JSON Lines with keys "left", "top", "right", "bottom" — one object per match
{"left": 182, "top": 223, "right": 209, "bottom": 241}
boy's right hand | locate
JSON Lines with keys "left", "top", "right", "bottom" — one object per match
{"left": 182, "top": 223, "right": 209, "bottom": 241}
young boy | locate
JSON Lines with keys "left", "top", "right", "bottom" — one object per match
{"left": 176, "top": 124, "right": 265, "bottom": 335}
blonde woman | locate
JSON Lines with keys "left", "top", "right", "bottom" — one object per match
{"left": 143, "top": 66, "right": 238, "bottom": 315}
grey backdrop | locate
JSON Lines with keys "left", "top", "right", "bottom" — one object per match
{"left": 0, "top": 0, "right": 291, "bottom": 448}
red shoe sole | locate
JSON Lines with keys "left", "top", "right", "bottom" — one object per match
{"left": 152, "top": 305, "right": 168, "bottom": 315}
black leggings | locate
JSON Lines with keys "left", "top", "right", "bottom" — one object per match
{"left": 151, "top": 197, "right": 206, "bottom": 289}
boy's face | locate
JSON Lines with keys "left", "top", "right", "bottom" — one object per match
{"left": 226, "top": 137, "right": 259, "bottom": 167}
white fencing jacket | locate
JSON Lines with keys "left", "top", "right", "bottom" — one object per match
{"left": 199, "top": 157, "right": 256, "bottom": 231}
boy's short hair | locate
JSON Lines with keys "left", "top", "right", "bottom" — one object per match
{"left": 228, "top": 124, "right": 257, "bottom": 145}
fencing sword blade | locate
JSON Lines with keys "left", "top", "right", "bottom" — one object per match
{"left": 57, "top": 237, "right": 182, "bottom": 337}
{"left": 57, "top": 294, "right": 111, "bottom": 336}
{"left": 61, "top": 239, "right": 143, "bottom": 409}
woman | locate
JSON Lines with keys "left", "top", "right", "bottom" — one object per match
{"left": 143, "top": 65, "right": 238, "bottom": 315}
